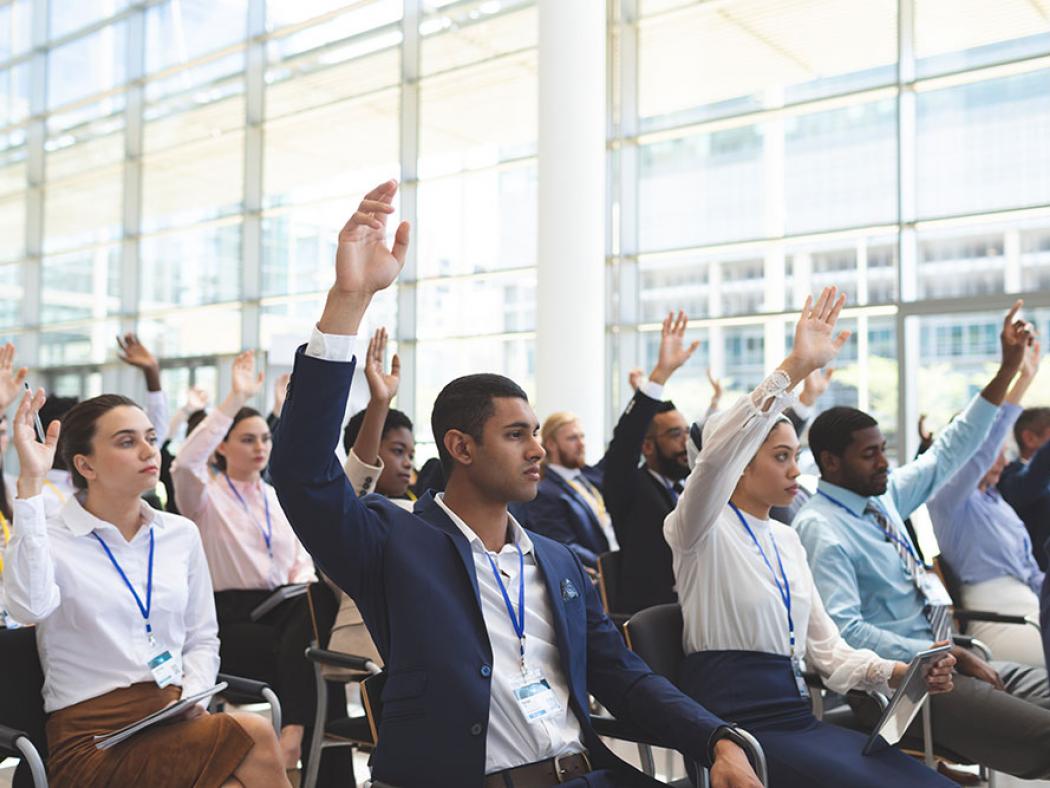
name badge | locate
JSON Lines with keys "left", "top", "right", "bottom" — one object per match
{"left": 791, "top": 657, "right": 810, "bottom": 699}
{"left": 148, "top": 648, "right": 181, "bottom": 688}
{"left": 919, "top": 573, "right": 952, "bottom": 607}
{"left": 513, "top": 670, "right": 563, "bottom": 724}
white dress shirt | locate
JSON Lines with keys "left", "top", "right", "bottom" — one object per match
{"left": 664, "top": 370, "right": 896, "bottom": 695}
{"left": 306, "top": 325, "right": 584, "bottom": 773}
{"left": 3, "top": 494, "right": 220, "bottom": 713}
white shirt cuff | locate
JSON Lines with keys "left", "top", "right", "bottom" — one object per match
{"left": 306, "top": 325, "right": 357, "bottom": 362}
{"left": 639, "top": 379, "right": 665, "bottom": 401}
{"left": 12, "top": 495, "right": 47, "bottom": 537}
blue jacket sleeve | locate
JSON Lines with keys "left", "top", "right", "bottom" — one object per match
{"left": 578, "top": 552, "right": 727, "bottom": 767}
{"left": 888, "top": 394, "right": 999, "bottom": 520}
{"left": 525, "top": 489, "right": 599, "bottom": 567}
{"left": 602, "top": 391, "right": 663, "bottom": 520}
{"left": 269, "top": 348, "right": 393, "bottom": 614}
{"left": 1000, "top": 439, "right": 1050, "bottom": 509}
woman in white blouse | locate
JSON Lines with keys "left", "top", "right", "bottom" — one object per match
{"left": 3, "top": 389, "right": 288, "bottom": 787}
{"left": 665, "top": 288, "right": 956, "bottom": 788}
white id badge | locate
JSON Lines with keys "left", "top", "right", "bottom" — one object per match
{"left": 147, "top": 648, "right": 181, "bottom": 688}
{"left": 512, "top": 671, "right": 563, "bottom": 724}
{"left": 919, "top": 573, "right": 952, "bottom": 607}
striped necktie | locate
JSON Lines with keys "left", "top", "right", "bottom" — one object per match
{"left": 865, "top": 502, "right": 951, "bottom": 642}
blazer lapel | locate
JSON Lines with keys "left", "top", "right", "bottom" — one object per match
{"left": 549, "top": 473, "right": 607, "bottom": 552}
{"left": 530, "top": 542, "right": 576, "bottom": 694}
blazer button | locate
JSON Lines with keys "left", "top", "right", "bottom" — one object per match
{"left": 480, "top": 665, "right": 492, "bottom": 677}
{"left": 470, "top": 723, "right": 483, "bottom": 736}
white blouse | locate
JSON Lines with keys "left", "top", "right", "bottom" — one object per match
{"left": 663, "top": 370, "right": 895, "bottom": 695}
{"left": 3, "top": 494, "right": 220, "bottom": 713}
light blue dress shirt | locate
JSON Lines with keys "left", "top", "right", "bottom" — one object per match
{"left": 928, "top": 402, "right": 1044, "bottom": 595}
{"left": 794, "top": 394, "right": 999, "bottom": 662}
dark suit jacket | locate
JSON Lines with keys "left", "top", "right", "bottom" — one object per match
{"left": 525, "top": 466, "right": 609, "bottom": 568}
{"left": 602, "top": 390, "right": 678, "bottom": 614}
{"left": 270, "top": 348, "right": 728, "bottom": 788}
{"left": 999, "top": 443, "right": 1050, "bottom": 572}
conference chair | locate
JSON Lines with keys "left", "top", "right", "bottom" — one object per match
{"left": 0, "top": 624, "right": 280, "bottom": 788}
{"left": 620, "top": 604, "right": 770, "bottom": 787}
{"left": 301, "top": 581, "right": 381, "bottom": 788}
{"left": 934, "top": 556, "right": 1040, "bottom": 636}
{"left": 596, "top": 550, "right": 631, "bottom": 631}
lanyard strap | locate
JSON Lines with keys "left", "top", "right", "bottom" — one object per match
{"left": 92, "top": 527, "right": 155, "bottom": 637}
{"left": 816, "top": 490, "right": 921, "bottom": 565}
{"left": 729, "top": 502, "right": 795, "bottom": 650}
{"left": 224, "top": 473, "right": 273, "bottom": 557}
{"left": 485, "top": 543, "right": 526, "bottom": 672}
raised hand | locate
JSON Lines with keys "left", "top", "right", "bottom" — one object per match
{"left": 185, "top": 386, "right": 209, "bottom": 413}
{"left": 650, "top": 311, "right": 700, "bottom": 385}
{"left": 627, "top": 368, "right": 644, "bottom": 392}
{"left": 117, "top": 333, "right": 162, "bottom": 391}
{"left": 230, "top": 350, "right": 264, "bottom": 401}
{"left": 783, "top": 287, "right": 850, "bottom": 385}
{"left": 799, "top": 367, "right": 834, "bottom": 407}
{"left": 1000, "top": 299, "right": 1035, "bottom": 373}
{"left": 334, "top": 181, "right": 409, "bottom": 298}
{"left": 0, "top": 342, "right": 28, "bottom": 413}
{"left": 13, "top": 388, "right": 61, "bottom": 494}
{"left": 272, "top": 373, "right": 291, "bottom": 417}
{"left": 364, "top": 328, "right": 400, "bottom": 403}
{"left": 707, "top": 367, "right": 723, "bottom": 405}
{"left": 1019, "top": 337, "right": 1041, "bottom": 381}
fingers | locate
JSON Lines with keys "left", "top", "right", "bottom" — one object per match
{"left": 390, "top": 353, "right": 401, "bottom": 378}
{"left": 13, "top": 366, "right": 27, "bottom": 387}
{"left": 661, "top": 312, "right": 673, "bottom": 337}
{"left": 391, "top": 221, "right": 411, "bottom": 265}
{"left": 0, "top": 342, "right": 12, "bottom": 370}
{"left": 1004, "top": 298, "right": 1023, "bottom": 328}
{"left": 45, "top": 418, "right": 61, "bottom": 450}
{"left": 799, "top": 294, "right": 813, "bottom": 321}
{"left": 673, "top": 310, "right": 688, "bottom": 337}
{"left": 362, "top": 180, "right": 397, "bottom": 203}
{"left": 812, "top": 286, "right": 832, "bottom": 321}
{"left": 832, "top": 329, "right": 852, "bottom": 350}
{"left": 686, "top": 339, "right": 700, "bottom": 357}
{"left": 826, "top": 291, "right": 847, "bottom": 325}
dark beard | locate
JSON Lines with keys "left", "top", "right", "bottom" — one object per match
{"left": 656, "top": 447, "right": 690, "bottom": 481}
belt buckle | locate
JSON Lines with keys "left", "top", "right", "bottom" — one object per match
{"left": 554, "top": 751, "right": 591, "bottom": 783}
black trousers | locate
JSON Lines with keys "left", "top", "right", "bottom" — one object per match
{"left": 214, "top": 588, "right": 316, "bottom": 727}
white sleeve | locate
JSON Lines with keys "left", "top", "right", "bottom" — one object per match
{"left": 344, "top": 449, "right": 385, "bottom": 497}
{"left": 305, "top": 326, "right": 357, "bottom": 362}
{"left": 803, "top": 554, "right": 896, "bottom": 696}
{"left": 145, "top": 390, "right": 170, "bottom": 447}
{"left": 664, "top": 370, "right": 796, "bottom": 553}
{"left": 179, "top": 526, "right": 221, "bottom": 703}
{"left": 2, "top": 496, "right": 61, "bottom": 623}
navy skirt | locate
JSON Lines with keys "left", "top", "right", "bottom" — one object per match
{"left": 679, "top": 650, "right": 954, "bottom": 788}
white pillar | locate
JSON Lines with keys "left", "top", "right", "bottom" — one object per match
{"left": 536, "top": 0, "right": 607, "bottom": 462}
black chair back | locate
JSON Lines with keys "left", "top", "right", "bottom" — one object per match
{"left": 623, "top": 603, "right": 685, "bottom": 685}
{"left": 933, "top": 556, "right": 963, "bottom": 607}
{"left": 596, "top": 551, "right": 621, "bottom": 615}
{"left": 0, "top": 627, "right": 47, "bottom": 787}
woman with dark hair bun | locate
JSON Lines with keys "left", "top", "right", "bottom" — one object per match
{"left": 3, "top": 389, "right": 288, "bottom": 787}
{"left": 172, "top": 350, "right": 316, "bottom": 778}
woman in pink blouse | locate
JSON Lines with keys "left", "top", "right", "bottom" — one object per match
{"left": 173, "top": 350, "right": 316, "bottom": 779}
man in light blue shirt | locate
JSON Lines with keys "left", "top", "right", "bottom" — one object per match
{"left": 795, "top": 302, "right": 1050, "bottom": 780}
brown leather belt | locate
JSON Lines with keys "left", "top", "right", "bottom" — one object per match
{"left": 483, "top": 751, "right": 592, "bottom": 787}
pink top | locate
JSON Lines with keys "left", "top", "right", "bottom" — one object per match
{"left": 171, "top": 409, "right": 315, "bottom": 592}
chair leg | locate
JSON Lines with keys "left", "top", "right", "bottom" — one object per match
{"left": 637, "top": 743, "right": 656, "bottom": 777}
{"left": 15, "top": 735, "right": 48, "bottom": 788}
{"left": 921, "top": 702, "right": 936, "bottom": 768}
{"left": 302, "top": 665, "right": 328, "bottom": 788}
{"left": 262, "top": 687, "right": 283, "bottom": 736}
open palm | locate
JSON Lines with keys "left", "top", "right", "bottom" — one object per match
{"left": 231, "top": 350, "right": 264, "bottom": 399}
{"left": 364, "top": 327, "right": 400, "bottom": 402}
{"left": 792, "top": 287, "right": 851, "bottom": 370}
{"left": 0, "top": 342, "right": 27, "bottom": 412}
{"left": 13, "top": 389, "right": 59, "bottom": 478}
{"left": 334, "top": 181, "right": 410, "bottom": 297}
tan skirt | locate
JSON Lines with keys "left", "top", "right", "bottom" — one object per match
{"left": 45, "top": 682, "right": 254, "bottom": 788}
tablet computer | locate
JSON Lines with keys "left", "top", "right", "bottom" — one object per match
{"left": 862, "top": 643, "right": 951, "bottom": 756}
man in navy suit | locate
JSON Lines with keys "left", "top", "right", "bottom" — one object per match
{"left": 270, "top": 181, "right": 763, "bottom": 788}
{"left": 525, "top": 412, "right": 614, "bottom": 569}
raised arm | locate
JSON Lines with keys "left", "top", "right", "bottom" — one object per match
{"left": 270, "top": 181, "right": 408, "bottom": 607}
{"left": 890, "top": 301, "right": 1034, "bottom": 518}
{"left": 666, "top": 287, "right": 850, "bottom": 552}
{"left": 0, "top": 343, "right": 27, "bottom": 416}
{"left": 117, "top": 333, "right": 169, "bottom": 446}
{"left": 602, "top": 311, "right": 698, "bottom": 516}
{"left": 171, "top": 351, "right": 263, "bottom": 518}
{"left": 352, "top": 327, "right": 400, "bottom": 468}
{"left": 3, "top": 389, "right": 63, "bottom": 624}
{"left": 179, "top": 528, "right": 221, "bottom": 703}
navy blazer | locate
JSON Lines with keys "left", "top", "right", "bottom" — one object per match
{"left": 270, "top": 348, "right": 728, "bottom": 788}
{"left": 525, "top": 466, "right": 609, "bottom": 567}
{"left": 999, "top": 443, "right": 1050, "bottom": 572}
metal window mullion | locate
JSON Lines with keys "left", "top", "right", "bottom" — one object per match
{"left": 896, "top": 0, "right": 917, "bottom": 464}
{"left": 397, "top": 0, "right": 420, "bottom": 427}
{"left": 241, "top": 0, "right": 266, "bottom": 371}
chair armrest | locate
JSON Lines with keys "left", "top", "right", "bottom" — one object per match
{"left": 720, "top": 727, "right": 769, "bottom": 787}
{"left": 589, "top": 714, "right": 663, "bottom": 747}
{"left": 953, "top": 609, "right": 1038, "bottom": 628}
{"left": 305, "top": 647, "right": 381, "bottom": 674}
{"left": 952, "top": 635, "right": 992, "bottom": 661}
{"left": 218, "top": 672, "right": 273, "bottom": 699}
{"left": 0, "top": 724, "right": 25, "bottom": 753}
{"left": 0, "top": 725, "right": 47, "bottom": 788}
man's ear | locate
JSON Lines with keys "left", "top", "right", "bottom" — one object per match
{"left": 641, "top": 435, "right": 655, "bottom": 458}
{"left": 443, "top": 429, "right": 474, "bottom": 469}
{"left": 818, "top": 450, "right": 839, "bottom": 475}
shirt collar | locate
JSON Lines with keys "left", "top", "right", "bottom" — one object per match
{"left": 60, "top": 493, "right": 163, "bottom": 538}
{"left": 816, "top": 479, "right": 870, "bottom": 517}
{"left": 434, "top": 492, "right": 534, "bottom": 556}
{"left": 547, "top": 463, "right": 579, "bottom": 482}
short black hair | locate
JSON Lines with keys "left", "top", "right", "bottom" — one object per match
{"left": 431, "top": 373, "right": 529, "bottom": 477}
{"left": 808, "top": 406, "right": 879, "bottom": 474}
{"left": 644, "top": 400, "right": 678, "bottom": 437}
{"left": 1014, "top": 406, "right": 1050, "bottom": 450}
{"left": 343, "top": 408, "right": 414, "bottom": 454}
{"left": 39, "top": 395, "right": 79, "bottom": 471}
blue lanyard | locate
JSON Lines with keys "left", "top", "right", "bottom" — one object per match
{"left": 816, "top": 490, "right": 920, "bottom": 564}
{"left": 225, "top": 473, "right": 273, "bottom": 558}
{"left": 729, "top": 502, "right": 795, "bottom": 650}
{"left": 92, "top": 527, "right": 155, "bottom": 640}
{"left": 485, "top": 543, "right": 526, "bottom": 672}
